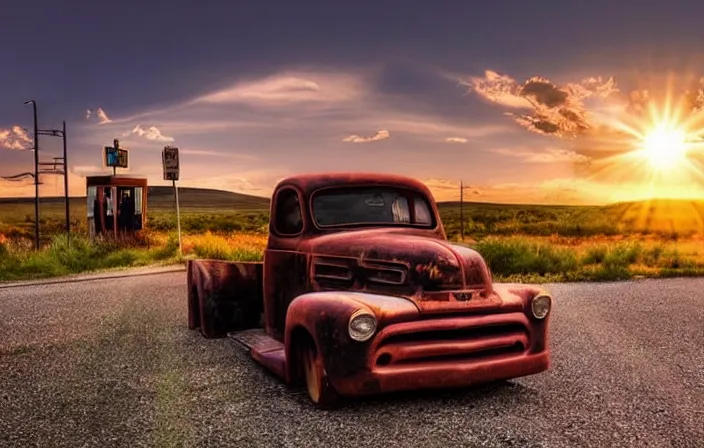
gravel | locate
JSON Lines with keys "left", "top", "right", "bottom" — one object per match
{"left": 1, "top": 272, "right": 703, "bottom": 448}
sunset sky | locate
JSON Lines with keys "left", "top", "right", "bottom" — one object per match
{"left": 2, "top": 1, "right": 704, "bottom": 204}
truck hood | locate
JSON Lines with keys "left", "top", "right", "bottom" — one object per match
{"left": 302, "top": 228, "right": 496, "bottom": 310}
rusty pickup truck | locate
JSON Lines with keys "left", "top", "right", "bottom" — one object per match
{"left": 187, "top": 172, "right": 552, "bottom": 406}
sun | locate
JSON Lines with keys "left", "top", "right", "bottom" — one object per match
{"left": 639, "top": 123, "right": 690, "bottom": 171}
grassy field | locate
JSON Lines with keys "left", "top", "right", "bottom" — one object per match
{"left": 1, "top": 186, "right": 704, "bottom": 282}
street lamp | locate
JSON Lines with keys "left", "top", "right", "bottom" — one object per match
{"left": 24, "top": 100, "right": 40, "bottom": 250}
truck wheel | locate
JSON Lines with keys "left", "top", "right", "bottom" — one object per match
{"left": 301, "top": 342, "right": 338, "bottom": 407}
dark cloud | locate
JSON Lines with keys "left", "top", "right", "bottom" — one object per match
{"left": 519, "top": 77, "right": 570, "bottom": 108}
{"left": 464, "top": 71, "right": 618, "bottom": 138}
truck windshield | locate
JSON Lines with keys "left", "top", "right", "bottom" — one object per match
{"left": 311, "top": 186, "right": 435, "bottom": 228}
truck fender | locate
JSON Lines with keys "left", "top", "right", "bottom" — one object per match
{"left": 283, "top": 291, "right": 419, "bottom": 385}
{"left": 493, "top": 283, "right": 553, "bottom": 353}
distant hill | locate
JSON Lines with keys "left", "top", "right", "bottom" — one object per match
{"left": 146, "top": 186, "right": 270, "bottom": 210}
{"left": 0, "top": 187, "right": 271, "bottom": 211}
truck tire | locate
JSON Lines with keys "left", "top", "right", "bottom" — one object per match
{"left": 301, "top": 341, "right": 339, "bottom": 407}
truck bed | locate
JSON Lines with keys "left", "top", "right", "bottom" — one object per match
{"left": 187, "top": 259, "right": 265, "bottom": 338}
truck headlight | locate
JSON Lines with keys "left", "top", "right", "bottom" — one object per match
{"left": 531, "top": 294, "right": 551, "bottom": 320}
{"left": 348, "top": 311, "right": 377, "bottom": 342}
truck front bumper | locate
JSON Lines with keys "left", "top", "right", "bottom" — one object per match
{"left": 332, "top": 351, "right": 549, "bottom": 396}
{"left": 328, "top": 311, "right": 550, "bottom": 397}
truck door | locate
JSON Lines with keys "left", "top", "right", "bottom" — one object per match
{"left": 263, "top": 187, "right": 308, "bottom": 341}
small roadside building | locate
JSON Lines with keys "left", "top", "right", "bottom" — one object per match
{"left": 85, "top": 175, "right": 148, "bottom": 239}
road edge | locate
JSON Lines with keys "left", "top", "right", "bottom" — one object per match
{"left": 0, "top": 263, "right": 187, "bottom": 289}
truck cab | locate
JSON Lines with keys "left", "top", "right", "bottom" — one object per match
{"left": 187, "top": 173, "right": 552, "bottom": 406}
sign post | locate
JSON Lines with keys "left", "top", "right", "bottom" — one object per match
{"left": 162, "top": 146, "right": 182, "bottom": 255}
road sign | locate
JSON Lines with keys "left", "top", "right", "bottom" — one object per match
{"left": 162, "top": 145, "right": 182, "bottom": 254}
{"left": 162, "top": 146, "right": 179, "bottom": 181}
{"left": 104, "top": 139, "right": 129, "bottom": 170}
{"left": 104, "top": 147, "right": 129, "bottom": 168}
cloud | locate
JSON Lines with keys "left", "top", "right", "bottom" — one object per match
{"left": 342, "top": 129, "right": 390, "bottom": 143}
{"left": 0, "top": 171, "right": 87, "bottom": 198}
{"left": 131, "top": 125, "right": 174, "bottom": 143}
{"left": 445, "top": 137, "right": 468, "bottom": 143}
{"left": 178, "top": 168, "right": 290, "bottom": 197}
{"left": 193, "top": 71, "right": 366, "bottom": 106}
{"left": 0, "top": 126, "right": 32, "bottom": 150}
{"left": 463, "top": 70, "right": 618, "bottom": 138}
{"left": 491, "top": 147, "right": 591, "bottom": 164}
{"left": 86, "top": 108, "right": 113, "bottom": 124}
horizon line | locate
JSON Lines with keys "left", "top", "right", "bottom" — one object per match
{"left": 0, "top": 188, "right": 701, "bottom": 208}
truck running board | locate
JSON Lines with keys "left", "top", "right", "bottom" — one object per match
{"left": 227, "top": 329, "right": 287, "bottom": 380}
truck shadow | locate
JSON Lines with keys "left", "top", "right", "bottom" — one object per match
{"left": 287, "top": 379, "right": 530, "bottom": 411}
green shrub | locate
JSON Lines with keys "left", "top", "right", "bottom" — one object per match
{"left": 473, "top": 236, "right": 579, "bottom": 276}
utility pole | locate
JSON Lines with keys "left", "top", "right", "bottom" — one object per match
{"left": 460, "top": 180, "right": 464, "bottom": 241}
{"left": 63, "top": 121, "right": 69, "bottom": 242}
{"left": 2, "top": 103, "right": 68, "bottom": 249}
{"left": 38, "top": 122, "right": 70, "bottom": 245}
{"left": 24, "top": 100, "right": 40, "bottom": 250}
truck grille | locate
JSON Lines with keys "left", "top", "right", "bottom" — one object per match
{"left": 312, "top": 257, "right": 409, "bottom": 289}
{"left": 371, "top": 313, "right": 530, "bottom": 368}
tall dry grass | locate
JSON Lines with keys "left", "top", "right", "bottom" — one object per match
{"left": 3, "top": 203, "right": 704, "bottom": 283}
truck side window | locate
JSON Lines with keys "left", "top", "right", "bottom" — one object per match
{"left": 275, "top": 189, "right": 303, "bottom": 235}
{"left": 414, "top": 195, "right": 433, "bottom": 225}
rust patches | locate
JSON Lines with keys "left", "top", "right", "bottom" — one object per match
{"left": 412, "top": 260, "right": 464, "bottom": 292}
{"left": 415, "top": 261, "right": 443, "bottom": 281}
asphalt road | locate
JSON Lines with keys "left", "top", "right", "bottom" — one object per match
{"left": 1, "top": 272, "right": 703, "bottom": 448}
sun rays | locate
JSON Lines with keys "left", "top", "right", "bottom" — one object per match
{"left": 574, "top": 83, "right": 704, "bottom": 233}
{"left": 575, "top": 78, "right": 704, "bottom": 202}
